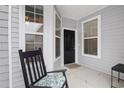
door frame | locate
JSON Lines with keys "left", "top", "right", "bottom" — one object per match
{"left": 62, "top": 27, "right": 78, "bottom": 66}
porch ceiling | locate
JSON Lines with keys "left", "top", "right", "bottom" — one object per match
{"left": 56, "top": 5, "right": 108, "bottom": 20}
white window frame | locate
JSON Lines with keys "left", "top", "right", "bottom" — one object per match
{"left": 19, "top": 5, "right": 44, "bottom": 52}
{"left": 54, "top": 10, "right": 62, "bottom": 61}
{"left": 82, "top": 15, "right": 101, "bottom": 59}
{"left": 24, "top": 5, "right": 44, "bottom": 51}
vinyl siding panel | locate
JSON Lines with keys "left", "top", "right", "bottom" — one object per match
{"left": 62, "top": 17, "right": 77, "bottom": 29}
{"left": 0, "top": 72, "right": 9, "bottom": 80}
{"left": 0, "top": 72, "right": 9, "bottom": 87}
{"left": 0, "top": 51, "right": 8, "bottom": 58}
{"left": 0, "top": 28, "right": 8, "bottom": 35}
{"left": 0, "top": 43, "right": 8, "bottom": 50}
{"left": 0, "top": 79, "right": 9, "bottom": 88}
{"left": 0, "top": 35, "right": 8, "bottom": 43}
{"left": 0, "top": 58, "right": 8, "bottom": 66}
{"left": 78, "top": 6, "right": 124, "bottom": 78}
{"left": 11, "top": 5, "right": 25, "bottom": 87}
{"left": 0, "top": 6, "right": 8, "bottom": 12}
{"left": 0, "top": 20, "right": 8, "bottom": 27}
{"left": 0, "top": 12, "right": 8, "bottom": 20}
{"left": 0, "top": 65, "right": 9, "bottom": 73}
{"left": 0, "top": 5, "right": 9, "bottom": 88}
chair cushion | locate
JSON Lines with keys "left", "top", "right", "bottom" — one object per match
{"left": 34, "top": 73, "right": 65, "bottom": 88}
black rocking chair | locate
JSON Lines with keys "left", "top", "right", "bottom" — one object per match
{"left": 18, "top": 48, "right": 69, "bottom": 88}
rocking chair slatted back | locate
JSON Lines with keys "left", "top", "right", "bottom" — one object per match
{"left": 19, "top": 48, "right": 47, "bottom": 88}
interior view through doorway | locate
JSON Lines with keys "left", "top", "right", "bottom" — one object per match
{"left": 64, "top": 29, "right": 75, "bottom": 65}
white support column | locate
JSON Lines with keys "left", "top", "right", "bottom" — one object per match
{"left": 8, "top": 5, "right": 12, "bottom": 88}
{"left": 43, "top": 5, "right": 54, "bottom": 71}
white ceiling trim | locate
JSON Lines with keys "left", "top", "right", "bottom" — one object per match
{"left": 56, "top": 5, "right": 108, "bottom": 20}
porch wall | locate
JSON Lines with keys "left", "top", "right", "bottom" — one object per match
{"left": 11, "top": 5, "right": 25, "bottom": 87}
{"left": 62, "top": 17, "right": 77, "bottom": 29}
{"left": 78, "top": 5, "right": 124, "bottom": 78}
{"left": 0, "top": 5, "right": 9, "bottom": 88}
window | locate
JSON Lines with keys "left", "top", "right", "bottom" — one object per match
{"left": 55, "top": 13, "right": 61, "bottom": 59}
{"left": 82, "top": 15, "right": 101, "bottom": 58}
{"left": 25, "top": 35, "right": 43, "bottom": 51}
{"left": 25, "top": 5, "right": 44, "bottom": 51}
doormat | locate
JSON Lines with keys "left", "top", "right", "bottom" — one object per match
{"left": 65, "top": 64, "right": 82, "bottom": 69}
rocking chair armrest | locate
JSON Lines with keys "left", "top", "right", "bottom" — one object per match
{"left": 47, "top": 69, "right": 67, "bottom": 73}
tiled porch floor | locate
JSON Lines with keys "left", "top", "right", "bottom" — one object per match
{"left": 59, "top": 64, "right": 124, "bottom": 88}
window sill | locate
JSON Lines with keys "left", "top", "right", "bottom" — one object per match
{"left": 82, "top": 54, "right": 101, "bottom": 59}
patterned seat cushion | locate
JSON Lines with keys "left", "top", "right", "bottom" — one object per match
{"left": 34, "top": 73, "right": 65, "bottom": 88}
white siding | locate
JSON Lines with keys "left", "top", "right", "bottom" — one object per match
{"left": 62, "top": 17, "right": 77, "bottom": 29}
{"left": 11, "top": 5, "right": 24, "bottom": 88}
{"left": 0, "top": 5, "right": 9, "bottom": 88}
{"left": 78, "top": 6, "right": 124, "bottom": 78}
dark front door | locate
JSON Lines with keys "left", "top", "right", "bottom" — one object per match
{"left": 64, "top": 29, "right": 75, "bottom": 64}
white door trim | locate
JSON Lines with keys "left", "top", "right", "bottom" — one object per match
{"left": 62, "top": 27, "right": 78, "bottom": 66}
